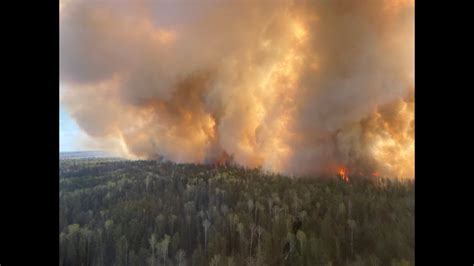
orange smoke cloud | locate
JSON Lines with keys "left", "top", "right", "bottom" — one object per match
{"left": 60, "top": 0, "right": 414, "bottom": 179}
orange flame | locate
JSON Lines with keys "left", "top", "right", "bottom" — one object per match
{"left": 339, "top": 167, "right": 349, "bottom": 182}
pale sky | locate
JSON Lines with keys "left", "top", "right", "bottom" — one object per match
{"left": 60, "top": 105, "right": 86, "bottom": 152}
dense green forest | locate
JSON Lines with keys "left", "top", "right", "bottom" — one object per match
{"left": 60, "top": 159, "right": 414, "bottom": 266}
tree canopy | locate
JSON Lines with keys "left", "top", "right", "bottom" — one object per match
{"left": 60, "top": 159, "right": 414, "bottom": 266}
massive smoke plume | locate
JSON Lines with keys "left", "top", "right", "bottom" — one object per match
{"left": 60, "top": 0, "right": 414, "bottom": 178}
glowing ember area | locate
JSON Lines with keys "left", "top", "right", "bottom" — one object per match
{"left": 60, "top": 0, "right": 414, "bottom": 179}
{"left": 339, "top": 167, "right": 349, "bottom": 182}
{"left": 213, "top": 152, "right": 233, "bottom": 167}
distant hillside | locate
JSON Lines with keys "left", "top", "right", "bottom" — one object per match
{"left": 59, "top": 150, "right": 119, "bottom": 159}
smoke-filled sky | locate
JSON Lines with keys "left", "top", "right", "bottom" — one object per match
{"left": 60, "top": 0, "right": 414, "bottom": 178}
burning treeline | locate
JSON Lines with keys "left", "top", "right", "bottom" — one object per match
{"left": 60, "top": 0, "right": 414, "bottom": 179}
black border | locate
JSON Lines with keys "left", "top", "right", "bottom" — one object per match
{"left": 414, "top": 1, "right": 472, "bottom": 264}
{"left": 2, "top": 0, "right": 59, "bottom": 264}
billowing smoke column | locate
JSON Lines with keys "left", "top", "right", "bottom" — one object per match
{"left": 60, "top": 0, "right": 414, "bottom": 179}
